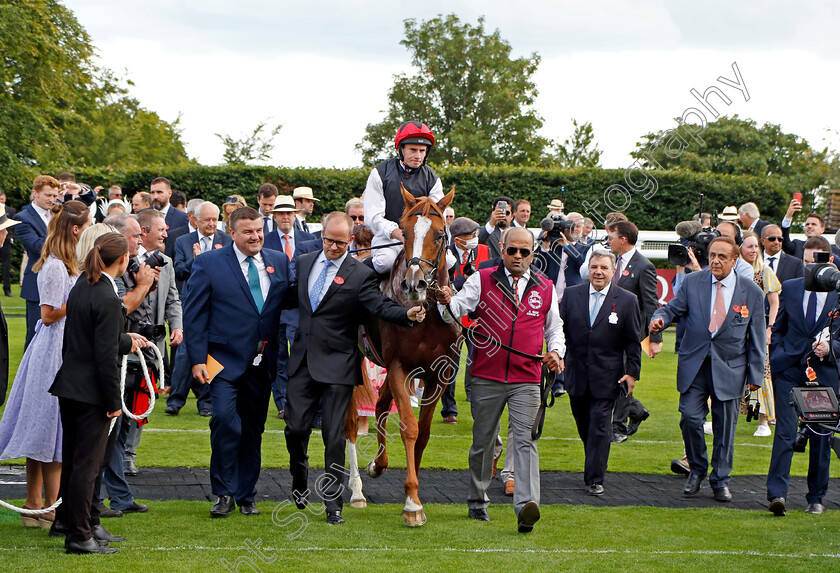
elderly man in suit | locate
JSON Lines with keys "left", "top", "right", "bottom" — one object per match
{"left": 184, "top": 207, "right": 292, "bottom": 517}
{"left": 263, "top": 195, "right": 314, "bottom": 417}
{"left": 167, "top": 201, "right": 232, "bottom": 417}
{"left": 14, "top": 175, "right": 60, "bottom": 347}
{"left": 738, "top": 202, "right": 769, "bottom": 238}
{"left": 478, "top": 196, "right": 514, "bottom": 260}
{"left": 651, "top": 237, "right": 765, "bottom": 502}
{"left": 761, "top": 224, "right": 804, "bottom": 284}
{"left": 559, "top": 249, "right": 641, "bottom": 495}
{"left": 605, "top": 221, "right": 657, "bottom": 443}
{"left": 164, "top": 198, "right": 202, "bottom": 261}
{"left": 285, "top": 211, "right": 424, "bottom": 525}
{"left": 767, "top": 236, "right": 840, "bottom": 516}
{"left": 150, "top": 177, "right": 189, "bottom": 247}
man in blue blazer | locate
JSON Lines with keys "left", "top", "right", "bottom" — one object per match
{"left": 559, "top": 249, "right": 642, "bottom": 496}
{"left": 262, "top": 195, "right": 314, "bottom": 416}
{"left": 651, "top": 237, "right": 765, "bottom": 502}
{"left": 150, "top": 177, "right": 189, "bottom": 249}
{"left": 14, "top": 175, "right": 60, "bottom": 347}
{"left": 183, "top": 207, "right": 292, "bottom": 518}
{"left": 168, "top": 201, "right": 231, "bottom": 416}
{"left": 767, "top": 237, "right": 840, "bottom": 516}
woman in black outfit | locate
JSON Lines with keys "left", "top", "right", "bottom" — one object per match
{"left": 49, "top": 233, "right": 149, "bottom": 555}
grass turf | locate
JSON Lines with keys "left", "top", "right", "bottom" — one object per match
{"left": 0, "top": 501, "right": 838, "bottom": 571}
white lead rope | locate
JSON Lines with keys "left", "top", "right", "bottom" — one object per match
{"left": 1, "top": 344, "right": 165, "bottom": 516}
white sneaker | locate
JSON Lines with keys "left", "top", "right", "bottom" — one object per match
{"left": 703, "top": 421, "right": 713, "bottom": 435}
{"left": 753, "top": 424, "right": 772, "bottom": 437}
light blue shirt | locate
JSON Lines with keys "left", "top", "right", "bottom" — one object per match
{"left": 307, "top": 251, "right": 348, "bottom": 303}
{"left": 709, "top": 270, "right": 737, "bottom": 337}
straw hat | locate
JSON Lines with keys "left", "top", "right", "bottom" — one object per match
{"left": 271, "top": 195, "right": 300, "bottom": 213}
{"left": 292, "top": 187, "right": 320, "bottom": 202}
{"left": 718, "top": 205, "right": 739, "bottom": 221}
{"left": 0, "top": 204, "right": 21, "bottom": 232}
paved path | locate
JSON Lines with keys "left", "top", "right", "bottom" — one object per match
{"left": 2, "top": 465, "right": 837, "bottom": 512}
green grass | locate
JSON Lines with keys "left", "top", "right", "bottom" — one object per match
{"left": 0, "top": 501, "right": 838, "bottom": 571}
{"left": 1, "top": 327, "right": 836, "bottom": 478}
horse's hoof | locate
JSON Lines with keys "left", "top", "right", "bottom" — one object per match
{"left": 366, "top": 461, "right": 383, "bottom": 478}
{"left": 402, "top": 509, "right": 426, "bottom": 527}
{"left": 350, "top": 498, "right": 367, "bottom": 509}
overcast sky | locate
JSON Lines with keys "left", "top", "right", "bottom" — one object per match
{"left": 65, "top": 0, "right": 840, "bottom": 169}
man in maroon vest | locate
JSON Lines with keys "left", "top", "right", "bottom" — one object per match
{"left": 436, "top": 226, "right": 565, "bottom": 533}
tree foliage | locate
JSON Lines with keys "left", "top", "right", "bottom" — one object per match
{"left": 215, "top": 121, "right": 282, "bottom": 165}
{"left": 0, "top": 0, "right": 190, "bottom": 195}
{"left": 548, "top": 119, "right": 602, "bottom": 168}
{"left": 358, "top": 14, "right": 547, "bottom": 167}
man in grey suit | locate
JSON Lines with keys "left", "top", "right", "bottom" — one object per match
{"left": 650, "top": 237, "right": 765, "bottom": 502}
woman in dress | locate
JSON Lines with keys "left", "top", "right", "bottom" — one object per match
{"left": 0, "top": 200, "right": 91, "bottom": 527}
{"left": 740, "top": 231, "right": 781, "bottom": 436}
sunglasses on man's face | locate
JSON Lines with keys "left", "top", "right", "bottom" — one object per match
{"left": 764, "top": 236, "right": 782, "bottom": 242}
{"left": 350, "top": 215, "right": 364, "bottom": 221}
{"left": 505, "top": 246, "right": 532, "bottom": 257}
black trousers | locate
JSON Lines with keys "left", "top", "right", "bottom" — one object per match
{"left": 569, "top": 390, "right": 616, "bottom": 486}
{"left": 612, "top": 393, "right": 647, "bottom": 434}
{"left": 0, "top": 242, "right": 11, "bottom": 294}
{"left": 284, "top": 358, "right": 354, "bottom": 512}
{"left": 56, "top": 398, "right": 112, "bottom": 543}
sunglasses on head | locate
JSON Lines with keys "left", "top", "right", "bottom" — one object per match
{"left": 764, "top": 236, "right": 782, "bottom": 242}
{"left": 505, "top": 246, "right": 532, "bottom": 257}
{"left": 225, "top": 196, "right": 239, "bottom": 204}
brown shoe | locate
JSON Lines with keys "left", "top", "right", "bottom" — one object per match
{"left": 443, "top": 416, "right": 457, "bottom": 424}
{"left": 505, "top": 479, "right": 515, "bottom": 496}
{"left": 491, "top": 448, "right": 502, "bottom": 479}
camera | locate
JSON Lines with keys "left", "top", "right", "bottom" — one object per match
{"left": 126, "top": 250, "right": 168, "bottom": 275}
{"left": 804, "top": 252, "right": 840, "bottom": 292}
{"left": 668, "top": 221, "right": 719, "bottom": 267}
{"left": 136, "top": 323, "right": 166, "bottom": 342}
{"left": 789, "top": 385, "right": 840, "bottom": 456}
{"left": 540, "top": 213, "right": 577, "bottom": 243}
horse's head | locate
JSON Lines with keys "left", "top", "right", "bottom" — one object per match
{"left": 399, "top": 184, "right": 455, "bottom": 304}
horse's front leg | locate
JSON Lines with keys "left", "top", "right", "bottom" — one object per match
{"left": 388, "top": 362, "right": 425, "bottom": 526}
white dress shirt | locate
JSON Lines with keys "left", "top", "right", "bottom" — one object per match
{"left": 763, "top": 252, "right": 780, "bottom": 271}
{"left": 363, "top": 164, "right": 443, "bottom": 239}
{"left": 198, "top": 234, "right": 213, "bottom": 253}
{"left": 158, "top": 203, "right": 170, "bottom": 219}
{"left": 589, "top": 282, "right": 611, "bottom": 317}
{"left": 233, "top": 244, "right": 270, "bottom": 301}
{"left": 439, "top": 267, "right": 566, "bottom": 356}
{"left": 615, "top": 247, "right": 636, "bottom": 274}
{"left": 307, "top": 251, "right": 348, "bottom": 305}
{"left": 802, "top": 290, "right": 828, "bottom": 321}
{"left": 31, "top": 202, "right": 50, "bottom": 226}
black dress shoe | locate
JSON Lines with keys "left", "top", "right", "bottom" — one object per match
{"left": 806, "top": 503, "right": 825, "bottom": 515}
{"left": 165, "top": 405, "right": 179, "bottom": 415}
{"left": 712, "top": 486, "right": 732, "bottom": 502}
{"left": 49, "top": 519, "right": 68, "bottom": 537}
{"left": 210, "top": 495, "right": 235, "bottom": 517}
{"left": 326, "top": 510, "right": 344, "bottom": 524}
{"left": 517, "top": 501, "right": 540, "bottom": 533}
{"left": 121, "top": 502, "right": 147, "bottom": 514}
{"left": 468, "top": 508, "right": 490, "bottom": 521}
{"left": 239, "top": 503, "right": 260, "bottom": 516}
{"left": 199, "top": 409, "right": 212, "bottom": 417}
{"left": 769, "top": 497, "right": 786, "bottom": 516}
{"left": 93, "top": 524, "right": 125, "bottom": 542}
{"left": 586, "top": 484, "right": 605, "bottom": 496}
{"left": 683, "top": 472, "right": 706, "bottom": 496}
{"left": 66, "top": 538, "right": 118, "bottom": 554}
{"left": 626, "top": 409, "right": 650, "bottom": 436}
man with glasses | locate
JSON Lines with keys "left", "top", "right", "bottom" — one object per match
{"left": 761, "top": 224, "right": 804, "bottom": 283}
{"left": 284, "top": 212, "right": 425, "bottom": 525}
{"left": 436, "top": 226, "right": 565, "bottom": 534}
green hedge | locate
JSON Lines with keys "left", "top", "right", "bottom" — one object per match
{"left": 8, "top": 164, "right": 798, "bottom": 231}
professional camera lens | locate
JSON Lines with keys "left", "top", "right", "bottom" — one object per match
{"left": 793, "top": 425, "right": 809, "bottom": 453}
{"left": 804, "top": 262, "right": 840, "bottom": 292}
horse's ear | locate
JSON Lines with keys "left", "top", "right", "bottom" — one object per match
{"left": 437, "top": 186, "right": 455, "bottom": 211}
{"left": 401, "top": 184, "right": 417, "bottom": 209}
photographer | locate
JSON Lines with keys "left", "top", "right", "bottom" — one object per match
{"left": 766, "top": 236, "right": 839, "bottom": 516}
{"left": 479, "top": 196, "right": 515, "bottom": 259}
{"left": 534, "top": 213, "right": 586, "bottom": 298}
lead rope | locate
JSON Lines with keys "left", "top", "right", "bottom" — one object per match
{"left": 0, "top": 344, "right": 165, "bottom": 516}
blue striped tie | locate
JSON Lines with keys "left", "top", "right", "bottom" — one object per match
{"left": 310, "top": 260, "right": 332, "bottom": 311}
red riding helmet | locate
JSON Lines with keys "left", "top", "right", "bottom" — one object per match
{"left": 394, "top": 121, "right": 435, "bottom": 150}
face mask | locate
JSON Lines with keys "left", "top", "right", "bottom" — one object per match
{"left": 464, "top": 237, "right": 479, "bottom": 250}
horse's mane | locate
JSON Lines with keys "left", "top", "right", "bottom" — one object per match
{"left": 399, "top": 196, "right": 443, "bottom": 230}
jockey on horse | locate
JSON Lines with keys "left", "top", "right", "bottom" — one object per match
{"left": 363, "top": 121, "right": 456, "bottom": 276}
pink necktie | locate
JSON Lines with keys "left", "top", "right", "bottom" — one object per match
{"left": 709, "top": 281, "right": 725, "bottom": 333}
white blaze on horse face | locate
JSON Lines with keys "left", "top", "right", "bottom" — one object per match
{"left": 411, "top": 216, "right": 432, "bottom": 270}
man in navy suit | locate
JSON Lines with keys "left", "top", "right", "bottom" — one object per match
{"left": 651, "top": 237, "right": 765, "bottom": 502}
{"left": 183, "top": 207, "right": 292, "bottom": 518}
{"left": 150, "top": 177, "right": 189, "bottom": 250}
{"left": 767, "top": 237, "right": 840, "bottom": 516}
{"left": 559, "top": 249, "right": 641, "bottom": 495}
{"left": 14, "top": 175, "right": 60, "bottom": 347}
{"left": 168, "top": 201, "right": 232, "bottom": 416}
{"left": 761, "top": 224, "right": 804, "bottom": 284}
{"left": 263, "top": 195, "right": 314, "bottom": 417}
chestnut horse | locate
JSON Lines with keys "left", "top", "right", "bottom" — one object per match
{"left": 347, "top": 185, "right": 461, "bottom": 526}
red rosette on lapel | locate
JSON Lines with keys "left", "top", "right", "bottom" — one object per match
{"left": 334, "top": 276, "right": 344, "bottom": 285}
{"left": 266, "top": 266, "right": 275, "bottom": 274}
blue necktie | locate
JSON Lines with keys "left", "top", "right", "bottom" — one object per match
{"left": 590, "top": 291, "right": 602, "bottom": 326}
{"left": 263, "top": 216, "right": 271, "bottom": 236}
{"left": 247, "top": 256, "right": 264, "bottom": 313}
{"left": 310, "top": 260, "right": 332, "bottom": 311}
{"left": 806, "top": 291, "right": 817, "bottom": 327}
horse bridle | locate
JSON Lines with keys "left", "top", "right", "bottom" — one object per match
{"left": 403, "top": 210, "right": 447, "bottom": 290}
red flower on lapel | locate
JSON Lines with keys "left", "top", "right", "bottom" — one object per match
{"left": 266, "top": 266, "right": 275, "bottom": 274}
{"left": 621, "top": 270, "right": 630, "bottom": 276}
{"left": 214, "top": 243, "right": 222, "bottom": 249}
{"left": 732, "top": 305, "right": 741, "bottom": 312}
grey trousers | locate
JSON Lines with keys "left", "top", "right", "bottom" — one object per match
{"left": 679, "top": 357, "right": 739, "bottom": 488}
{"left": 468, "top": 376, "right": 540, "bottom": 517}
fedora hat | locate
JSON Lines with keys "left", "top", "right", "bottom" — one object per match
{"left": 0, "top": 204, "right": 20, "bottom": 232}
{"left": 271, "top": 195, "right": 300, "bottom": 213}
{"left": 546, "top": 199, "right": 564, "bottom": 210}
{"left": 292, "top": 187, "right": 320, "bottom": 202}
{"left": 718, "top": 205, "right": 739, "bottom": 221}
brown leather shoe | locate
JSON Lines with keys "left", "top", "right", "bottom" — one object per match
{"left": 443, "top": 416, "right": 457, "bottom": 424}
{"left": 505, "top": 479, "right": 515, "bottom": 496}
